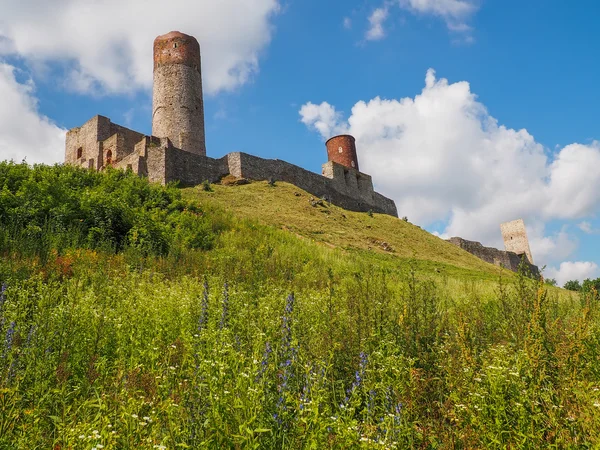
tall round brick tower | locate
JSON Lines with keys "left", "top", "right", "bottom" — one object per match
{"left": 326, "top": 135, "right": 360, "bottom": 171}
{"left": 152, "top": 31, "right": 206, "bottom": 155}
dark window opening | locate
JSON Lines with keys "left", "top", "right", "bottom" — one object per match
{"left": 173, "top": 43, "right": 178, "bottom": 48}
{"left": 106, "top": 150, "right": 113, "bottom": 166}
{"left": 76, "top": 147, "right": 83, "bottom": 159}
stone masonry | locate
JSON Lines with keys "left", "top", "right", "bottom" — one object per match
{"left": 64, "top": 31, "right": 398, "bottom": 217}
{"left": 500, "top": 219, "right": 534, "bottom": 265}
{"left": 447, "top": 237, "right": 539, "bottom": 276}
{"left": 152, "top": 31, "right": 206, "bottom": 155}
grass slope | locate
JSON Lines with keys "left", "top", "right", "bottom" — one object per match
{"left": 184, "top": 181, "right": 519, "bottom": 280}
{"left": 2, "top": 165, "right": 594, "bottom": 449}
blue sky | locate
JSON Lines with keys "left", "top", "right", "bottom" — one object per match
{"left": 0, "top": 0, "right": 599, "bottom": 285}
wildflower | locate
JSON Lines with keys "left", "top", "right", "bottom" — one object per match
{"left": 0, "top": 283, "right": 6, "bottom": 315}
{"left": 3, "top": 321, "right": 15, "bottom": 358}
{"left": 219, "top": 282, "right": 229, "bottom": 330}
{"left": 594, "top": 402, "right": 600, "bottom": 408}
{"left": 131, "top": 414, "right": 138, "bottom": 419}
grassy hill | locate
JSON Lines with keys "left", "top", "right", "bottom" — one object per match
{"left": 183, "top": 181, "right": 518, "bottom": 279}
{"left": 0, "top": 163, "right": 596, "bottom": 449}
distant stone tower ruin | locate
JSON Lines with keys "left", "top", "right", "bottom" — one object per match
{"left": 326, "top": 135, "right": 359, "bottom": 171}
{"left": 500, "top": 219, "right": 534, "bottom": 264}
{"left": 152, "top": 31, "right": 206, "bottom": 155}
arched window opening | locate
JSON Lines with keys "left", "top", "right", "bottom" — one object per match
{"left": 77, "top": 147, "right": 83, "bottom": 159}
{"left": 106, "top": 150, "right": 113, "bottom": 166}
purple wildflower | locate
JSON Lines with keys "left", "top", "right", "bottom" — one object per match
{"left": 219, "top": 282, "right": 229, "bottom": 330}
{"left": 255, "top": 341, "right": 272, "bottom": 382}
{"left": 343, "top": 351, "right": 368, "bottom": 405}
{"left": 3, "top": 321, "right": 15, "bottom": 359}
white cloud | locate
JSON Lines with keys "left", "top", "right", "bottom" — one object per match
{"left": 578, "top": 221, "right": 600, "bottom": 234}
{"left": 0, "top": 63, "right": 65, "bottom": 164}
{"left": 364, "top": 0, "right": 477, "bottom": 41}
{"left": 399, "top": 0, "right": 477, "bottom": 24}
{"left": 344, "top": 17, "right": 353, "bottom": 30}
{"left": 366, "top": 7, "right": 390, "bottom": 41}
{"left": 299, "top": 102, "right": 347, "bottom": 140}
{"left": 299, "top": 69, "right": 600, "bottom": 267}
{"left": 546, "top": 261, "right": 599, "bottom": 286}
{"left": 0, "top": 0, "right": 280, "bottom": 95}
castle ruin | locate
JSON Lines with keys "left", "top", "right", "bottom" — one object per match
{"left": 447, "top": 219, "right": 539, "bottom": 275}
{"left": 65, "top": 31, "right": 397, "bottom": 217}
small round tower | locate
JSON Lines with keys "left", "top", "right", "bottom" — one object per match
{"left": 152, "top": 31, "right": 206, "bottom": 155}
{"left": 326, "top": 135, "right": 359, "bottom": 171}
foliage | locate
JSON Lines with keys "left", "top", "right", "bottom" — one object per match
{"left": 0, "top": 162, "right": 592, "bottom": 448}
{"left": 0, "top": 162, "right": 223, "bottom": 258}
{"left": 564, "top": 279, "right": 582, "bottom": 291}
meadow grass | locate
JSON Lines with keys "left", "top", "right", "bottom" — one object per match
{"left": 0, "top": 164, "right": 595, "bottom": 449}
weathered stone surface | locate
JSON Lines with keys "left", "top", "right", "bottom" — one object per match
{"left": 500, "top": 219, "right": 534, "bottom": 265}
{"left": 152, "top": 32, "right": 205, "bottom": 155}
{"left": 447, "top": 237, "right": 539, "bottom": 276}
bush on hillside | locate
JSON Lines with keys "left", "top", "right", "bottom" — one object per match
{"left": 0, "top": 161, "right": 223, "bottom": 257}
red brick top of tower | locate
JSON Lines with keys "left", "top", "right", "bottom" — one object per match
{"left": 326, "top": 134, "right": 360, "bottom": 171}
{"left": 153, "top": 31, "right": 200, "bottom": 72}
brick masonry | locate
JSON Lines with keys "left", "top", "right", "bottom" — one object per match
{"left": 326, "top": 135, "right": 360, "bottom": 171}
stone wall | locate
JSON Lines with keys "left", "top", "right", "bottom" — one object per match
{"left": 65, "top": 115, "right": 144, "bottom": 170}
{"left": 65, "top": 116, "right": 398, "bottom": 218}
{"left": 227, "top": 152, "right": 397, "bottom": 216}
{"left": 447, "top": 237, "right": 539, "bottom": 276}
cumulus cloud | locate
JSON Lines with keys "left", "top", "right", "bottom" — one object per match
{"left": 0, "top": 63, "right": 65, "bottom": 164}
{"left": 299, "top": 69, "right": 600, "bottom": 266}
{"left": 366, "top": 7, "right": 390, "bottom": 41}
{"left": 0, "top": 0, "right": 280, "bottom": 95}
{"left": 546, "top": 261, "right": 600, "bottom": 287}
{"left": 299, "top": 102, "right": 346, "bottom": 140}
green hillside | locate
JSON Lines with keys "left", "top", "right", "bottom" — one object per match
{"left": 0, "top": 162, "right": 597, "bottom": 449}
{"left": 182, "top": 181, "right": 516, "bottom": 279}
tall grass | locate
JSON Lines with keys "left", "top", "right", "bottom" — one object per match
{"left": 0, "top": 163, "right": 596, "bottom": 448}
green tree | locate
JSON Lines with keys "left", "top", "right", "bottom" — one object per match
{"left": 563, "top": 280, "right": 582, "bottom": 291}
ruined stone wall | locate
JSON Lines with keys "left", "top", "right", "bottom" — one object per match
{"left": 227, "top": 152, "right": 397, "bottom": 216}
{"left": 447, "top": 237, "right": 539, "bottom": 276}
{"left": 65, "top": 115, "right": 112, "bottom": 169}
{"left": 107, "top": 123, "right": 145, "bottom": 162}
{"left": 501, "top": 219, "right": 534, "bottom": 264}
{"left": 65, "top": 116, "right": 397, "bottom": 217}
{"left": 66, "top": 116, "right": 145, "bottom": 169}
{"left": 164, "top": 149, "right": 229, "bottom": 186}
